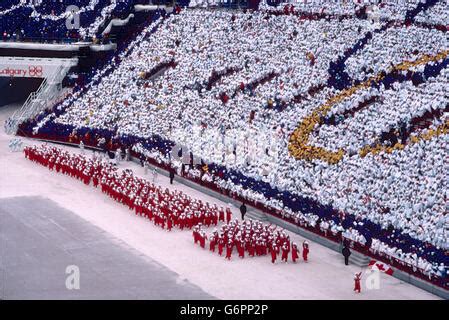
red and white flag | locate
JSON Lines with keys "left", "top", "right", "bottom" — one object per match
{"left": 368, "top": 260, "right": 394, "bottom": 276}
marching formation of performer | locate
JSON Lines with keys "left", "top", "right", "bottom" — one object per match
{"left": 25, "top": 144, "right": 309, "bottom": 267}
{"left": 24, "top": 145, "right": 231, "bottom": 231}
{"left": 193, "top": 219, "right": 310, "bottom": 264}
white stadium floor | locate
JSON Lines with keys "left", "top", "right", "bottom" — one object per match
{"left": 0, "top": 104, "right": 440, "bottom": 300}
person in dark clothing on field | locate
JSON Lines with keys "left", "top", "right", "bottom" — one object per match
{"left": 169, "top": 167, "right": 175, "bottom": 184}
{"left": 189, "top": 152, "right": 194, "bottom": 169}
{"left": 240, "top": 202, "right": 247, "bottom": 220}
{"left": 181, "top": 163, "right": 186, "bottom": 176}
{"left": 342, "top": 245, "right": 351, "bottom": 266}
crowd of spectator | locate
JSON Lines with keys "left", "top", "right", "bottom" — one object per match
{"left": 0, "top": 0, "right": 146, "bottom": 41}
{"left": 16, "top": 3, "right": 448, "bottom": 282}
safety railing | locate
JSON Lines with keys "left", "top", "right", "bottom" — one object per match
{"left": 6, "top": 65, "right": 69, "bottom": 135}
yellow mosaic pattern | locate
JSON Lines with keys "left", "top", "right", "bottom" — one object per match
{"left": 288, "top": 51, "right": 449, "bottom": 164}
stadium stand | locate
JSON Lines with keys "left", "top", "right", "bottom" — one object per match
{"left": 6, "top": 1, "right": 449, "bottom": 288}
{"left": 0, "top": 0, "right": 152, "bottom": 42}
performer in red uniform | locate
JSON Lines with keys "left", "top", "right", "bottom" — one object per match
{"left": 218, "top": 237, "right": 225, "bottom": 256}
{"left": 248, "top": 240, "right": 255, "bottom": 257}
{"left": 291, "top": 242, "right": 299, "bottom": 263}
{"left": 193, "top": 227, "right": 199, "bottom": 244}
{"left": 166, "top": 217, "right": 173, "bottom": 231}
{"left": 209, "top": 234, "right": 216, "bottom": 252}
{"left": 302, "top": 241, "right": 309, "bottom": 262}
{"left": 238, "top": 239, "right": 245, "bottom": 259}
{"left": 354, "top": 272, "right": 362, "bottom": 293}
{"left": 225, "top": 240, "right": 233, "bottom": 260}
{"left": 271, "top": 243, "right": 278, "bottom": 264}
{"left": 281, "top": 242, "right": 289, "bottom": 262}
{"left": 226, "top": 208, "right": 232, "bottom": 224}
{"left": 200, "top": 231, "right": 207, "bottom": 249}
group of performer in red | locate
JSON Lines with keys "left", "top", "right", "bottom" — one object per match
{"left": 193, "top": 219, "right": 310, "bottom": 264}
{"left": 25, "top": 144, "right": 98, "bottom": 186}
{"left": 24, "top": 145, "right": 232, "bottom": 231}
{"left": 24, "top": 143, "right": 370, "bottom": 295}
{"left": 25, "top": 144, "right": 311, "bottom": 267}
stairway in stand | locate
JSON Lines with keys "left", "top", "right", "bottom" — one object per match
{"left": 349, "top": 251, "right": 371, "bottom": 267}
{"left": 245, "top": 210, "right": 268, "bottom": 222}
